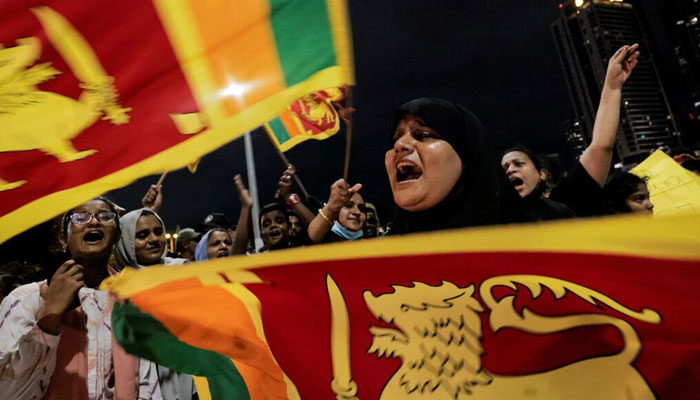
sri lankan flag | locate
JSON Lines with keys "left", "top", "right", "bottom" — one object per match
{"left": 105, "top": 214, "right": 700, "bottom": 399}
{"left": 0, "top": 0, "right": 353, "bottom": 244}
{"left": 264, "top": 87, "right": 346, "bottom": 152}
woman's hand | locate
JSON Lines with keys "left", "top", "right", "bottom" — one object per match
{"left": 38, "top": 260, "right": 84, "bottom": 335}
{"left": 605, "top": 43, "right": 639, "bottom": 91}
{"left": 142, "top": 184, "right": 163, "bottom": 212}
{"left": 234, "top": 174, "right": 253, "bottom": 209}
{"left": 326, "top": 179, "right": 362, "bottom": 214}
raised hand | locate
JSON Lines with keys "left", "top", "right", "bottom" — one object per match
{"left": 606, "top": 43, "right": 639, "bottom": 90}
{"left": 142, "top": 184, "right": 163, "bottom": 212}
{"left": 234, "top": 174, "right": 253, "bottom": 209}
{"left": 327, "top": 178, "right": 362, "bottom": 214}
{"left": 276, "top": 164, "right": 295, "bottom": 200}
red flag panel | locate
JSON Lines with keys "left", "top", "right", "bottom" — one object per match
{"left": 247, "top": 251, "right": 700, "bottom": 399}
{"left": 0, "top": 0, "right": 198, "bottom": 217}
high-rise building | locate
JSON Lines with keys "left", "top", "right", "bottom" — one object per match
{"left": 563, "top": 119, "right": 587, "bottom": 160}
{"left": 552, "top": 0, "right": 681, "bottom": 165}
{"left": 659, "top": 0, "right": 700, "bottom": 141}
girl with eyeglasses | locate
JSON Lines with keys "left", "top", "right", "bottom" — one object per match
{"left": 0, "top": 197, "right": 164, "bottom": 399}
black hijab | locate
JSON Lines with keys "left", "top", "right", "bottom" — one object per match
{"left": 388, "top": 98, "right": 518, "bottom": 234}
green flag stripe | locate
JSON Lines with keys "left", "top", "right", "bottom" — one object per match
{"left": 269, "top": 0, "right": 336, "bottom": 86}
{"left": 267, "top": 117, "right": 291, "bottom": 144}
{"left": 112, "top": 301, "right": 250, "bottom": 400}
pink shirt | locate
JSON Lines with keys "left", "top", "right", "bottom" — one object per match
{"left": 0, "top": 282, "right": 161, "bottom": 400}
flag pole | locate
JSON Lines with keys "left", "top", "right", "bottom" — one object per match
{"left": 342, "top": 88, "right": 353, "bottom": 181}
{"left": 263, "top": 129, "right": 311, "bottom": 199}
{"left": 156, "top": 170, "right": 168, "bottom": 186}
{"left": 244, "top": 131, "right": 264, "bottom": 251}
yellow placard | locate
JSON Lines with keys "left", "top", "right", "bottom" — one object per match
{"left": 631, "top": 150, "right": 700, "bottom": 217}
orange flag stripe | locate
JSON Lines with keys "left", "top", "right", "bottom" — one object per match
{"left": 278, "top": 108, "right": 302, "bottom": 138}
{"left": 188, "top": 0, "right": 286, "bottom": 116}
{"left": 129, "top": 278, "right": 293, "bottom": 399}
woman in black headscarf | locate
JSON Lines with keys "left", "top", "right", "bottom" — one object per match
{"left": 385, "top": 97, "right": 518, "bottom": 234}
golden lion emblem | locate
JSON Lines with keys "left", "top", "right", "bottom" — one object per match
{"left": 0, "top": 7, "right": 131, "bottom": 192}
{"left": 327, "top": 274, "right": 661, "bottom": 399}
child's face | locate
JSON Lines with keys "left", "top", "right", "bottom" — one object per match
{"left": 625, "top": 183, "right": 654, "bottom": 214}
{"left": 260, "top": 210, "right": 288, "bottom": 247}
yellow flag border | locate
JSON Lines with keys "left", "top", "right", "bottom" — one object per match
{"left": 0, "top": 65, "right": 348, "bottom": 244}
{"left": 105, "top": 212, "right": 700, "bottom": 299}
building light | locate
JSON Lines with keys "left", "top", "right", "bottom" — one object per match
{"left": 641, "top": 134, "right": 646, "bottom": 139}
{"left": 677, "top": 20, "right": 684, "bottom": 26}
{"left": 691, "top": 17, "right": 698, "bottom": 25}
{"left": 559, "top": 3, "right": 564, "bottom": 8}
{"left": 575, "top": 0, "right": 584, "bottom": 7}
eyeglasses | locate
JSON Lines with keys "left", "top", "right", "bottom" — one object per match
{"left": 68, "top": 211, "right": 117, "bottom": 226}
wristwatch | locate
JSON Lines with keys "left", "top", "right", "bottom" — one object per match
{"left": 287, "top": 193, "right": 301, "bottom": 206}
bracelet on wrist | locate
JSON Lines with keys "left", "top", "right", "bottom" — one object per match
{"left": 287, "top": 193, "right": 301, "bottom": 206}
{"left": 318, "top": 208, "right": 334, "bottom": 226}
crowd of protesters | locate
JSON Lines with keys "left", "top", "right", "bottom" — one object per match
{"left": 1, "top": 43, "right": 699, "bottom": 399}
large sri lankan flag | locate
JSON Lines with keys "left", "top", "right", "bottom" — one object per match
{"left": 0, "top": 0, "right": 353, "bottom": 243}
{"left": 105, "top": 214, "right": 700, "bottom": 399}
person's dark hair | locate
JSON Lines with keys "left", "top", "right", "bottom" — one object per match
{"left": 502, "top": 146, "right": 543, "bottom": 172}
{"left": 604, "top": 172, "right": 649, "bottom": 213}
{"left": 61, "top": 196, "right": 121, "bottom": 235}
{"left": 502, "top": 145, "right": 551, "bottom": 196}
{"left": 681, "top": 159, "right": 700, "bottom": 174}
{"left": 259, "top": 203, "right": 289, "bottom": 225}
{"left": 286, "top": 209, "right": 299, "bottom": 220}
{"left": 206, "top": 227, "right": 230, "bottom": 243}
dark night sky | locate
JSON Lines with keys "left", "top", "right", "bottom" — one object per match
{"left": 3, "top": 0, "right": 687, "bottom": 261}
{"left": 106, "top": 0, "right": 575, "bottom": 230}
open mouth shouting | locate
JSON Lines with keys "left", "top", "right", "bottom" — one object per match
{"left": 83, "top": 230, "right": 105, "bottom": 244}
{"left": 267, "top": 229, "right": 284, "bottom": 244}
{"left": 215, "top": 249, "right": 229, "bottom": 258}
{"left": 509, "top": 176, "right": 524, "bottom": 193}
{"left": 396, "top": 160, "right": 423, "bottom": 183}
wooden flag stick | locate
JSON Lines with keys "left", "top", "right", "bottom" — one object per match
{"left": 156, "top": 170, "right": 168, "bottom": 186}
{"left": 342, "top": 88, "right": 354, "bottom": 181}
{"left": 264, "top": 129, "right": 311, "bottom": 199}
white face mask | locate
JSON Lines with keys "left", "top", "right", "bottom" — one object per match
{"left": 331, "top": 221, "right": 364, "bottom": 241}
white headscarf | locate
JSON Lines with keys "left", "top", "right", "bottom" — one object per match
{"left": 113, "top": 208, "right": 186, "bottom": 270}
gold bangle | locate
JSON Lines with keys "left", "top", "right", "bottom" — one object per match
{"left": 318, "top": 209, "right": 334, "bottom": 226}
